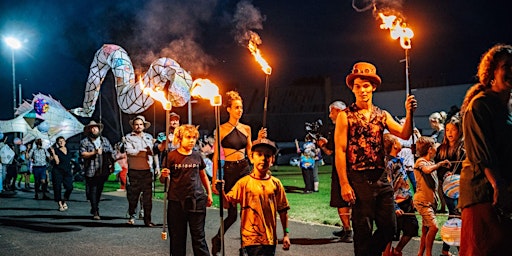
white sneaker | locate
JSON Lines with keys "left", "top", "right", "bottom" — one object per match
{"left": 58, "top": 202, "right": 65, "bottom": 212}
{"left": 63, "top": 202, "right": 68, "bottom": 210}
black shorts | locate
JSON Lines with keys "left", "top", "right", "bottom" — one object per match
{"left": 396, "top": 198, "right": 419, "bottom": 237}
{"left": 223, "top": 159, "right": 250, "bottom": 192}
{"left": 330, "top": 166, "right": 350, "bottom": 208}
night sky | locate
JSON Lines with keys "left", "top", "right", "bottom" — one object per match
{"left": 1, "top": 0, "right": 511, "bottom": 126}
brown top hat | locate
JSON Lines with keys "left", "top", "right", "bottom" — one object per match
{"left": 129, "top": 115, "right": 151, "bottom": 129}
{"left": 83, "top": 120, "right": 104, "bottom": 134}
{"left": 345, "top": 62, "right": 382, "bottom": 89}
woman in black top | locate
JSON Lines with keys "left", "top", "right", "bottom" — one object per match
{"left": 210, "top": 91, "right": 265, "bottom": 255}
{"left": 50, "top": 136, "right": 74, "bottom": 211}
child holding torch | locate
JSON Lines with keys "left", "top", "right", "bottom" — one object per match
{"left": 160, "top": 124, "right": 213, "bottom": 256}
{"left": 217, "top": 138, "right": 291, "bottom": 255}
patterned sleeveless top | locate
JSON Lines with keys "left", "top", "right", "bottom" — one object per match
{"left": 346, "top": 103, "right": 387, "bottom": 171}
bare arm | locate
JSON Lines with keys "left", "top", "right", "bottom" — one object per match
{"left": 279, "top": 210, "right": 291, "bottom": 250}
{"left": 334, "top": 111, "right": 355, "bottom": 204}
{"left": 199, "top": 169, "right": 213, "bottom": 207}
{"left": 387, "top": 95, "right": 417, "bottom": 140}
{"left": 419, "top": 159, "right": 450, "bottom": 174}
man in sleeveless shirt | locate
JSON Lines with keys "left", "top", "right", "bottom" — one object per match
{"left": 334, "top": 62, "right": 417, "bottom": 256}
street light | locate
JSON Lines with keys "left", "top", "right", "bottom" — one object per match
{"left": 4, "top": 37, "right": 22, "bottom": 117}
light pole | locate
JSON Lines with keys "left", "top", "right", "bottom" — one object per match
{"left": 4, "top": 37, "right": 22, "bottom": 117}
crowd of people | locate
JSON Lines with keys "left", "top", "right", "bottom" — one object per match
{"left": 0, "top": 43, "right": 511, "bottom": 256}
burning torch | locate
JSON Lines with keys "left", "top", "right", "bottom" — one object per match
{"left": 190, "top": 78, "right": 225, "bottom": 256}
{"left": 378, "top": 12, "right": 416, "bottom": 152}
{"left": 247, "top": 32, "right": 272, "bottom": 128}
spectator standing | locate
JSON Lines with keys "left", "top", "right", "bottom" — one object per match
{"left": 429, "top": 112, "right": 446, "bottom": 145}
{"left": 458, "top": 44, "right": 512, "bottom": 256}
{"left": 434, "top": 115, "right": 464, "bottom": 255}
{"left": 80, "top": 120, "right": 115, "bottom": 220}
{"left": 29, "top": 138, "right": 51, "bottom": 199}
{"left": 318, "top": 100, "right": 353, "bottom": 242}
{"left": 396, "top": 117, "right": 421, "bottom": 192}
{"left": 115, "top": 142, "right": 127, "bottom": 191}
{"left": 49, "top": 136, "right": 74, "bottom": 211}
{"left": 383, "top": 133, "right": 418, "bottom": 256}
{"left": 125, "top": 115, "right": 158, "bottom": 227}
{"left": 413, "top": 136, "right": 450, "bottom": 256}
{"left": 17, "top": 145, "right": 31, "bottom": 190}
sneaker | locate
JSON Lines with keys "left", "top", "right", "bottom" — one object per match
{"left": 211, "top": 235, "right": 221, "bottom": 255}
{"left": 58, "top": 204, "right": 66, "bottom": 212}
{"left": 127, "top": 218, "right": 135, "bottom": 225}
{"left": 93, "top": 212, "right": 101, "bottom": 220}
{"left": 332, "top": 228, "right": 344, "bottom": 237}
{"left": 138, "top": 210, "right": 144, "bottom": 219}
{"left": 339, "top": 230, "right": 353, "bottom": 243}
{"left": 63, "top": 202, "right": 68, "bottom": 210}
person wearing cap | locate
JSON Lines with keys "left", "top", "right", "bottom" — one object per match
{"left": 156, "top": 112, "right": 181, "bottom": 153}
{"left": 334, "top": 62, "right": 417, "bottom": 255}
{"left": 317, "top": 100, "right": 353, "bottom": 242}
{"left": 218, "top": 138, "right": 290, "bottom": 255}
{"left": 79, "top": 120, "right": 115, "bottom": 220}
{"left": 124, "top": 115, "right": 158, "bottom": 227}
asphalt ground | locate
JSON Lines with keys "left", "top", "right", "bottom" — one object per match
{"left": 0, "top": 188, "right": 454, "bottom": 256}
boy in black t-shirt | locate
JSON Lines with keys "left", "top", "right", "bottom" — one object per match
{"left": 160, "top": 124, "right": 213, "bottom": 256}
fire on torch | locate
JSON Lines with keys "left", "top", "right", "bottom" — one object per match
{"left": 139, "top": 76, "right": 172, "bottom": 110}
{"left": 378, "top": 12, "right": 416, "bottom": 152}
{"left": 247, "top": 32, "right": 272, "bottom": 128}
{"left": 190, "top": 78, "right": 225, "bottom": 256}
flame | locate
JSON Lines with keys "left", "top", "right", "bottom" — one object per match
{"left": 139, "top": 76, "right": 172, "bottom": 110}
{"left": 248, "top": 34, "right": 272, "bottom": 75}
{"left": 191, "top": 78, "right": 221, "bottom": 106}
{"left": 378, "top": 13, "right": 414, "bottom": 49}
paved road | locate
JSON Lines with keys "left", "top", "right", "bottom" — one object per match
{"left": 0, "top": 188, "right": 454, "bottom": 255}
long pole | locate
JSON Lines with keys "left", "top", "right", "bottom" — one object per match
{"left": 214, "top": 104, "right": 225, "bottom": 256}
{"left": 11, "top": 49, "right": 16, "bottom": 117}
{"left": 262, "top": 74, "right": 270, "bottom": 127}
{"left": 405, "top": 48, "right": 415, "bottom": 154}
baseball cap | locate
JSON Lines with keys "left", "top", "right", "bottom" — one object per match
{"left": 252, "top": 138, "right": 278, "bottom": 155}
{"left": 169, "top": 112, "right": 180, "bottom": 120}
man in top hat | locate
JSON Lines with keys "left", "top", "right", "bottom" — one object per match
{"left": 124, "top": 115, "right": 158, "bottom": 227}
{"left": 80, "top": 120, "right": 115, "bottom": 220}
{"left": 334, "top": 62, "right": 417, "bottom": 255}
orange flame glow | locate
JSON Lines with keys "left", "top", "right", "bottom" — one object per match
{"left": 248, "top": 34, "right": 272, "bottom": 75}
{"left": 139, "top": 76, "right": 172, "bottom": 110}
{"left": 378, "top": 13, "right": 414, "bottom": 49}
{"left": 191, "top": 78, "right": 221, "bottom": 106}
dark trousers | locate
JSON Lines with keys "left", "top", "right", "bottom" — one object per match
{"left": 127, "top": 169, "right": 153, "bottom": 224}
{"left": 301, "top": 168, "right": 314, "bottom": 192}
{"left": 86, "top": 175, "right": 108, "bottom": 213}
{"left": 168, "top": 197, "right": 209, "bottom": 256}
{"left": 349, "top": 170, "right": 396, "bottom": 256}
{"left": 243, "top": 245, "right": 277, "bottom": 256}
{"left": 52, "top": 168, "right": 73, "bottom": 202}
{"left": 214, "top": 160, "right": 250, "bottom": 238}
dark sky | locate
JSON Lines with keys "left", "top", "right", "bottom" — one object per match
{"left": 1, "top": 0, "right": 511, "bottom": 123}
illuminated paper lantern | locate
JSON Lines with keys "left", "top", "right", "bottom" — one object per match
{"left": 441, "top": 218, "right": 461, "bottom": 246}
